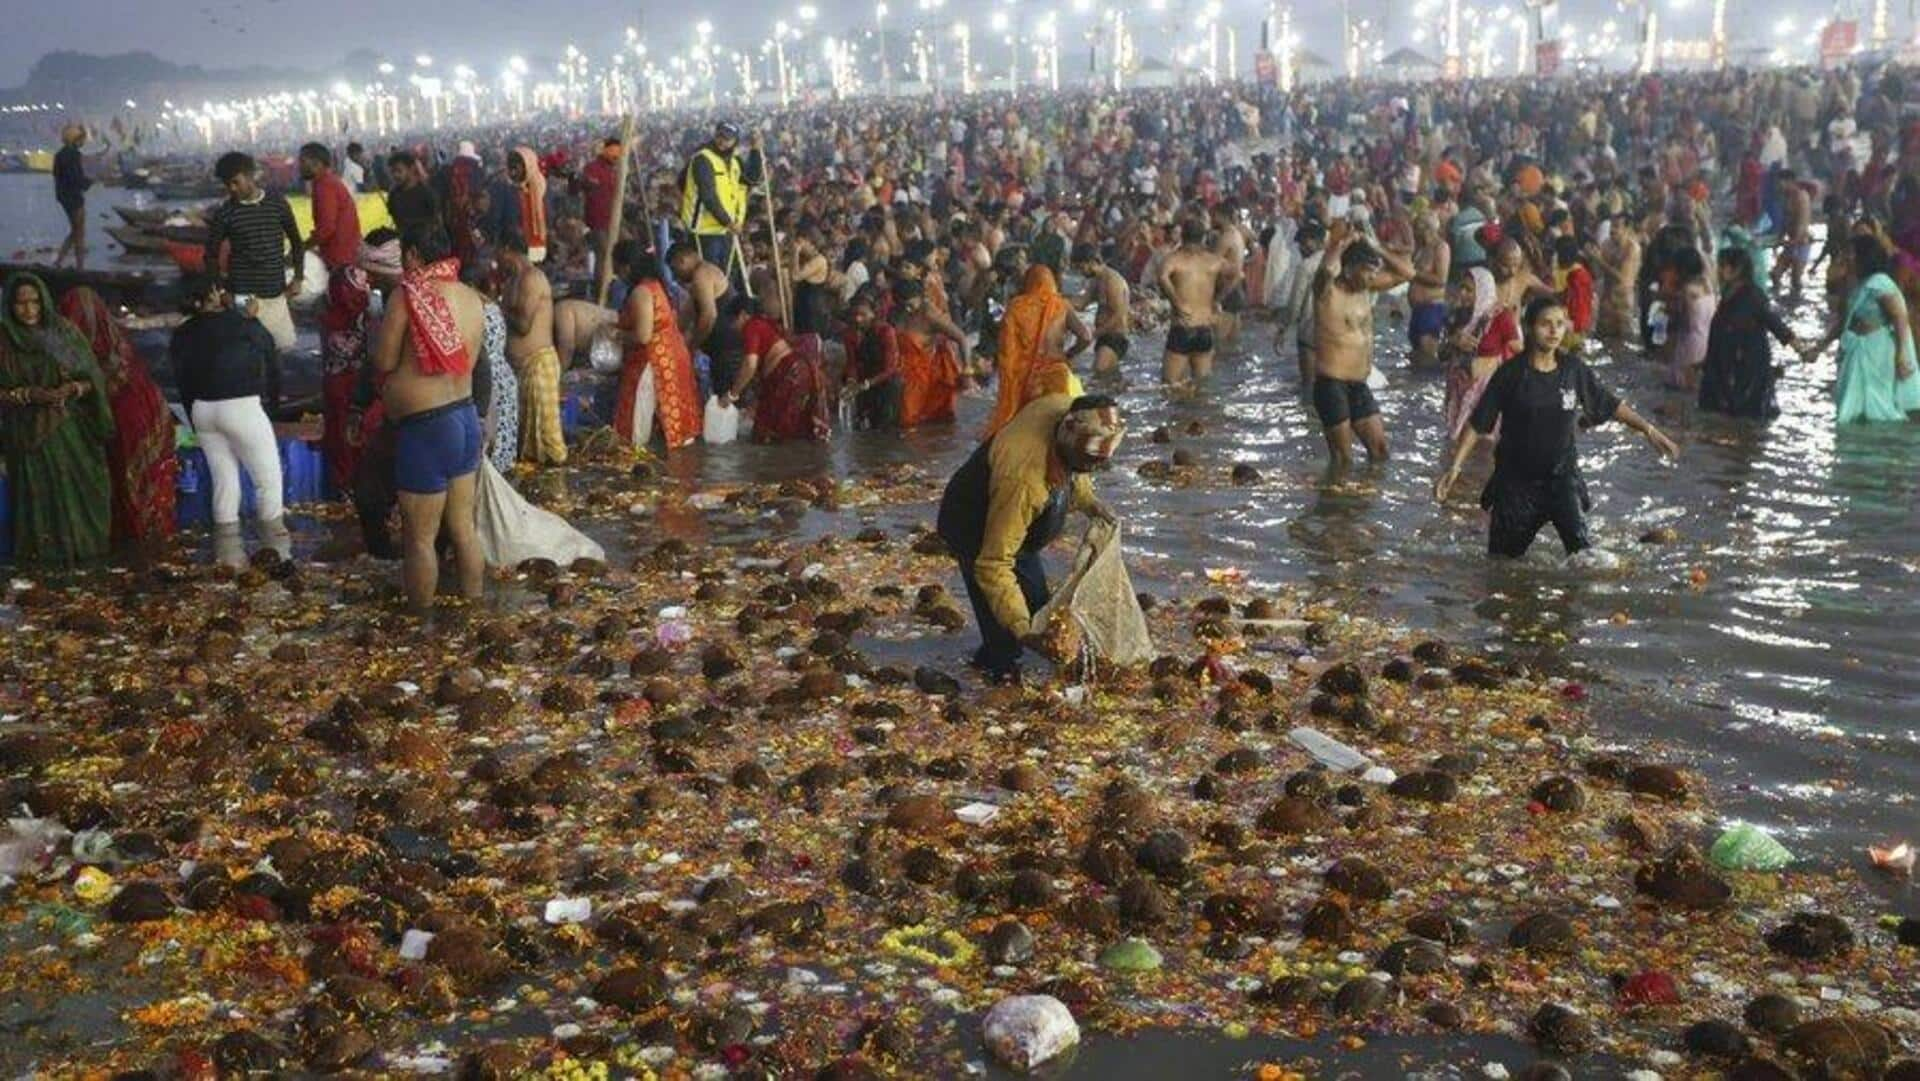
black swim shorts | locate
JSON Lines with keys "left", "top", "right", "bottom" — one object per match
{"left": 1311, "top": 376, "right": 1381, "bottom": 428}
{"left": 1167, "top": 323, "right": 1215, "bottom": 355}
{"left": 1096, "top": 332, "right": 1131, "bottom": 359}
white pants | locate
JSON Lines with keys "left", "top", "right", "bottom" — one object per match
{"left": 192, "top": 396, "right": 283, "bottom": 525}
{"left": 253, "top": 294, "right": 296, "bottom": 351}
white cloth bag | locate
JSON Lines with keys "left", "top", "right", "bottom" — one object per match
{"left": 473, "top": 459, "right": 606, "bottom": 567}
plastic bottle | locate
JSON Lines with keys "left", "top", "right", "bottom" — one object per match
{"left": 1648, "top": 300, "right": 1669, "bottom": 347}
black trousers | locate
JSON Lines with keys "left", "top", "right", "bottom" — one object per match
{"left": 953, "top": 548, "right": 1050, "bottom": 677}
{"left": 1487, "top": 475, "right": 1591, "bottom": 559}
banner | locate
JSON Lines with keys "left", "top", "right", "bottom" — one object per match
{"left": 1535, "top": 40, "right": 1563, "bottom": 77}
{"left": 1819, "top": 20, "right": 1858, "bottom": 67}
{"left": 1254, "top": 50, "right": 1277, "bottom": 86}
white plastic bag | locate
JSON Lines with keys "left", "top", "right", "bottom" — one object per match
{"left": 289, "top": 251, "right": 328, "bottom": 305}
{"left": 983, "top": 995, "right": 1079, "bottom": 1071}
{"left": 1366, "top": 365, "right": 1388, "bottom": 391}
{"left": 704, "top": 399, "right": 740, "bottom": 445}
{"left": 587, "top": 329, "right": 623, "bottom": 374}
{"left": 1028, "top": 519, "right": 1153, "bottom": 667}
{"left": 628, "top": 365, "right": 656, "bottom": 449}
{"left": 473, "top": 459, "right": 606, "bottom": 567}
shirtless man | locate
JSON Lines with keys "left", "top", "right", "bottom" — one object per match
{"left": 1407, "top": 213, "right": 1451, "bottom": 366}
{"left": 1311, "top": 223, "right": 1415, "bottom": 465}
{"left": 1211, "top": 203, "right": 1250, "bottom": 349}
{"left": 372, "top": 223, "right": 486, "bottom": 613}
{"left": 668, "top": 239, "right": 746, "bottom": 400}
{"left": 498, "top": 231, "right": 566, "bottom": 465}
{"left": 1073, "top": 246, "right": 1132, "bottom": 376}
{"left": 1158, "top": 219, "right": 1230, "bottom": 388}
{"left": 1772, "top": 172, "right": 1812, "bottom": 298}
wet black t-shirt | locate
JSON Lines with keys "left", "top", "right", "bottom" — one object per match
{"left": 1472, "top": 355, "right": 1621, "bottom": 484}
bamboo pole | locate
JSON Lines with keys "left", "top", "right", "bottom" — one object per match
{"left": 756, "top": 140, "right": 791, "bottom": 330}
{"left": 595, "top": 112, "right": 637, "bottom": 306}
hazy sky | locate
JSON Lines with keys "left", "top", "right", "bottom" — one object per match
{"left": 5, "top": 0, "right": 1774, "bottom": 88}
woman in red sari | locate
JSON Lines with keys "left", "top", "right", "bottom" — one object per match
{"left": 740, "top": 304, "right": 831, "bottom": 443}
{"left": 57, "top": 286, "right": 177, "bottom": 548}
{"left": 614, "top": 250, "right": 702, "bottom": 451}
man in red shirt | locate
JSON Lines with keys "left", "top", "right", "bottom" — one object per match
{"left": 301, "top": 142, "right": 368, "bottom": 494}
{"left": 575, "top": 137, "right": 623, "bottom": 275}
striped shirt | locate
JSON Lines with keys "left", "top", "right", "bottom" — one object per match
{"left": 205, "top": 193, "right": 299, "bottom": 298}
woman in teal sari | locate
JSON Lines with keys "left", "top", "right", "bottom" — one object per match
{"left": 1809, "top": 235, "right": 1920, "bottom": 425}
{"left": 0, "top": 273, "right": 114, "bottom": 567}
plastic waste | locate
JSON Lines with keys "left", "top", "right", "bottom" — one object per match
{"left": 1098, "top": 938, "right": 1164, "bottom": 972}
{"left": 1648, "top": 300, "right": 1669, "bottom": 346}
{"left": 703, "top": 399, "right": 740, "bottom": 445}
{"left": 983, "top": 994, "right": 1080, "bottom": 1071}
{"left": 72, "top": 866, "right": 116, "bottom": 904}
{"left": 1288, "top": 726, "right": 1373, "bottom": 773}
{"left": 954, "top": 802, "right": 1001, "bottom": 826}
{"left": 587, "top": 329, "right": 623, "bottom": 374}
{"left": 1868, "top": 840, "right": 1915, "bottom": 876}
{"left": 543, "top": 896, "right": 593, "bottom": 924}
{"left": 399, "top": 928, "right": 435, "bottom": 960}
{"left": 0, "top": 816, "right": 72, "bottom": 877}
{"left": 1708, "top": 823, "right": 1795, "bottom": 872}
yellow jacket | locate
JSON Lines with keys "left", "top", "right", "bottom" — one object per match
{"left": 681, "top": 146, "right": 747, "bottom": 236}
{"left": 975, "top": 394, "right": 1095, "bottom": 634}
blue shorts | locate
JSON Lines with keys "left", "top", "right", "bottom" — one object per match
{"left": 393, "top": 399, "right": 481, "bottom": 495}
{"left": 1410, "top": 301, "right": 1449, "bottom": 344}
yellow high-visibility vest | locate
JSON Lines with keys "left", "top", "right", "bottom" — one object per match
{"left": 680, "top": 146, "right": 747, "bottom": 236}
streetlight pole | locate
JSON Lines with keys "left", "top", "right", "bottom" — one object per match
{"left": 775, "top": 22, "right": 791, "bottom": 106}
{"left": 877, "top": 3, "right": 890, "bottom": 97}
{"left": 956, "top": 23, "right": 973, "bottom": 93}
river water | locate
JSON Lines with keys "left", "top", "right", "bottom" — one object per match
{"left": 4, "top": 169, "right": 1918, "bottom": 1076}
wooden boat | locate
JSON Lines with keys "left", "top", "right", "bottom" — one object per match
{"left": 114, "top": 204, "right": 205, "bottom": 228}
{"left": 151, "top": 180, "right": 226, "bottom": 201}
{"left": 107, "top": 225, "right": 176, "bottom": 256}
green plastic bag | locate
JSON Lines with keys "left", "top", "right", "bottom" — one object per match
{"left": 1098, "top": 938, "right": 1163, "bottom": 973}
{"left": 1709, "top": 824, "right": 1794, "bottom": 872}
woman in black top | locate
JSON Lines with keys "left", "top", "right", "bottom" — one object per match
{"left": 170, "top": 275, "right": 288, "bottom": 567}
{"left": 1699, "top": 247, "right": 1803, "bottom": 419}
{"left": 1435, "top": 296, "right": 1679, "bottom": 559}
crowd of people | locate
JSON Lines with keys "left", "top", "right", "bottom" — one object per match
{"left": 8, "top": 63, "right": 1920, "bottom": 621}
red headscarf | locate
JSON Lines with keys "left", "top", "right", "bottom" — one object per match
{"left": 401, "top": 259, "right": 472, "bottom": 376}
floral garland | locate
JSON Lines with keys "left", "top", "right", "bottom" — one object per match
{"left": 879, "top": 924, "right": 977, "bottom": 968}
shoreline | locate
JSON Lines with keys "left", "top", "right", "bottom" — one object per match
{"left": 1, "top": 440, "right": 1915, "bottom": 1079}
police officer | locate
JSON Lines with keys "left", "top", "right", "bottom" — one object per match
{"left": 681, "top": 121, "right": 764, "bottom": 292}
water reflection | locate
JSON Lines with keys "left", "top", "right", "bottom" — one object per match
{"left": 653, "top": 292, "right": 1920, "bottom": 864}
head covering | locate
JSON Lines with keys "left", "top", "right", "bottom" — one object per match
{"left": 55, "top": 286, "right": 135, "bottom": 391}
{"left": 715, "top": 120, "right": 741, "bottom": 140}
{"left": 1056, "top": 400, "right": 1127, "bottom": 466}
{"left": 987, "top": 266, "right": 1074, "bottom": 438}
{"left": 0, "top": 272, "right": 112, "bottom": 453}
{"left": 457, "top": 140, "right": 479, "bottom": 160}
{"left": 513, "top": 146, "right": 548, "bottom": 257}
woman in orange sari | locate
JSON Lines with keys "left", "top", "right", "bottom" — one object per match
{"left": 57, "top": 286, "right": 177, "bottom": 548}
{"left": 985, "top": 264, "right": 1090, "bottom": 437}
{"left": 893, "top": 280, "right": 965, "bottom": 429}
{"left": 614, "top": 251, "right": 701, "bottom": 451}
